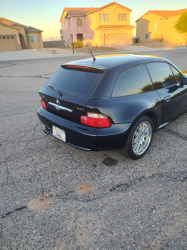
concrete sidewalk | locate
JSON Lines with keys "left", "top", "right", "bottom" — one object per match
{"left": 0, "top": 49, "right": 86, "bottom": 62}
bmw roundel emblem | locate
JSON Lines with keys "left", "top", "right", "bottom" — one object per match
{"left": 56, "top": 99, "right": 60, "bottom": 105}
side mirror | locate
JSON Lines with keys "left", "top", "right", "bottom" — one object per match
{"left": 181, "top": 76, "right": 187, "bottom": 85}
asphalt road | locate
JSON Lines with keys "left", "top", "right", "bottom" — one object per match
{"left": 0, "top": 50, "right": 187, "bottom": 250}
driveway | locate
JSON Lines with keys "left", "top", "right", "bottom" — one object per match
{"left": 0, "top": 52, "right": 187, "bottom": 250}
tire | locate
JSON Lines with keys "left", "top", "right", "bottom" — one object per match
{"left": 119, "top": 116, "right": 154, "bottom": 160}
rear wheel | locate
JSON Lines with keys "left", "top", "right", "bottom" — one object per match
{"left": 119, "top": 116, "right": 154, "bottom": 160}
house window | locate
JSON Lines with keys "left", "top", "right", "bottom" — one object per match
{"left": 30, "top": 36, "right": 38, "bottom": 43}
{"left": 118, "top": 13, "right": 127, "bottom": 21}
{"left": 145, "top": 34, "right": 150, "bottom": 39}
{"left": 70, "top": 18, "right": 72, "bottom": 26}
{"left": 26, "top": 36, "right": 30, "bottom": 43}
{"left": 38, "top": 36, "right": 39, "bottom": 42}
{"left": 99, "top": 14, "right": 109, "bottom": 21}
{"left": 76, "top": 18, "right": 82, "bottom": 26}
{"left": 62, "top": 23, "right": 64, "bottom": 28}
{"left": 66, "top": 21, "right": 68, "bottom": 27}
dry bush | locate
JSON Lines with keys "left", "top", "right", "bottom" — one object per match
{"left": 71, "top": 40, "right": 83, "bottom": 48}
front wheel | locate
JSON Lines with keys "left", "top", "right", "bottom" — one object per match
{"left": 119, "top": 116, "right": 154, "bottom": 160}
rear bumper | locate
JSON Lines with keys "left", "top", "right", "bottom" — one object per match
{"left": 37, "top": 107, "right": 131, "bottom": 150}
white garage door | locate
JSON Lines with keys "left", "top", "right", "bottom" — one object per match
{"left": 0, "top": 36, "right": 17, "bottom": 51}
{"left": 105, "top": 33, "right": 128, "bottom": 47}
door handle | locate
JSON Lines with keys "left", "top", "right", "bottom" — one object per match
{"left": 164, "top": 95, "right": 171, "bottom": 102}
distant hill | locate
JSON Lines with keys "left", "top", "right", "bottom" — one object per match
{"left": 43, "top": 37, "right": 60, "bottom": 41}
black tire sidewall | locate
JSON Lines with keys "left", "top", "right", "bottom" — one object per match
{"left": 126, "top": 116, "right": 154, "bottom": 160}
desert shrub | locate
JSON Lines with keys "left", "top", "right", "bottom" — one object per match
{"left": 71, "top": 40, "right": 83, "bottom": 48}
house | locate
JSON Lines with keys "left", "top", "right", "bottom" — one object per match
{"left": 60, "top": 2, "right": 135, "bottom": 47}
{"left": 136, "top": 9, "right": 187, "bottom": 44}
{"left": 0, "top": 17, "right": 43, "bottom": 52}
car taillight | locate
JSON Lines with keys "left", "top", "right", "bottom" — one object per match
{"left": 80, "top": 112, "right": 111, "bottom": 128}
{"left": 40, "top": 97, "right": 47, "bottom": 110}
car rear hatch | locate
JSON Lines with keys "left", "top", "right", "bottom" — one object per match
{"left": 39, "top": 64, "right": 107, "bottom": 123}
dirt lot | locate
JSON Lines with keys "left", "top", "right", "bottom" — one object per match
{"left": 0, "top": 51, "right": 187, "bottom": 250}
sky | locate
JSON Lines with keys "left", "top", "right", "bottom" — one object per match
{"left": 1, "top": 0, "right": 187, "bottom": 39}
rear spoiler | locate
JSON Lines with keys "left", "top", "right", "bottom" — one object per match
{"left": 61, "top": 64, "right": 106, "bottom": 74}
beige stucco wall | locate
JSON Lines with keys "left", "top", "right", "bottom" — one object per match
{"left": 136, "top": 12, "right": 186, "bottom": 44}
{"left": 26, "top": 32, "right": 43, "bottom": 49}
{"left": 13, "top": 25, "right": 27, "bottom": 47}
{"left": 0, "top": 24, "right": 21, "bottom": 51}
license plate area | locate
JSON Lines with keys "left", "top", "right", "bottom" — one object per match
{"left": 52, "top": 126, "right": 66, "bottom": 142}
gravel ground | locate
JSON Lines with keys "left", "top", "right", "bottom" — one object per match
{"left": 0, "top": 52, "right": 187, "bottom": 250}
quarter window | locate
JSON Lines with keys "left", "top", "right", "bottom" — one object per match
{"left": 170, "top": 65, "right": 183, "bottom": 83}
{"left": 118, "top": 13, "right": 127, "bottom": 21}
{"left": 112, "top": 65, "right": 153, "bottom": 97}
{"left": 147, "top": 62, "right": 176, "bottom": 89}
{"left": 99, "top": 14, "right": 109, "bottom": 21}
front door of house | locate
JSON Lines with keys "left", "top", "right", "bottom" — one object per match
{"left": 77, "top": 34, "right": 83, "bottom": 41}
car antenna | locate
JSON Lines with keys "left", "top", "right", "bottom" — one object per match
{"left": 87, "top": 47, "right": 96, "bottom": 62}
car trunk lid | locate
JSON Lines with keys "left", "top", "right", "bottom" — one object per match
{"left": 39, "top": 65, "right": 106, "bottom": 123}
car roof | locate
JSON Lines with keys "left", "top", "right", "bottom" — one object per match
{"left": 65, "top": 54, "right": 168, "bottom": 68}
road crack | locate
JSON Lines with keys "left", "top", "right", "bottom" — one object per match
{"left": 1, "top": 206, "right": 27, "bottom": 219}
{"left": 163, "top": 128, "right": 187, "bottom": 141}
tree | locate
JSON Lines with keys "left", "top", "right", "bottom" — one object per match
{"left": 174, "top": 11, "right": 187, "bottom": 34}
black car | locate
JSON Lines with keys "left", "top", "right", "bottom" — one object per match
{"left": 37, "top": 54, "right": 187, "bottom": 159}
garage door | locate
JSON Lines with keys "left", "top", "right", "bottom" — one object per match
{"left": 105, "top": 33, "right": 128, "bottom": 47}
{"left": 0, "top": 36, "right": 17, "bottom": 52}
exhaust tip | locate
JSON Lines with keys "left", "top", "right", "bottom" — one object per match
{"left": 44, "top": 127, "right": 51, "bottom": 135}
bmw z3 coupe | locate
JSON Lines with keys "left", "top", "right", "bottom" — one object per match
{"left": 37, "top": 55, "right": 187, "bottom": 159}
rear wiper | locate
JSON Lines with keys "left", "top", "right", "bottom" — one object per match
{"left": 47, "top": 85, "right": 62, "bottom": 97}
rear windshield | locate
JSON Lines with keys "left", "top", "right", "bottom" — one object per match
{"left": 45, "top": 67, "right": 104, "bottom": 98}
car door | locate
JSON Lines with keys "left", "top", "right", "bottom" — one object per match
{"left": 170, "top": 64, "right": 187, "bottom": 110}
{"left": 146, "top": 62, "right": 185, "bottom": 123}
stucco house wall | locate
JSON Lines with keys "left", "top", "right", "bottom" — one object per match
{"left": 60, "top": 2, "right": 134, "bottom": 47}
{"left": 0, "top": 17, "right": 43, "bottom": 51}
{"left": 84, "top": 3, "right": 132, "bottom": 46}
{"left": 0, "top": 23, "right": 21, "bottom": 51}
{"left": 26, "top": 32, "right": 43, "bottom": 49}
{"left": 136, "top": 10, "right": 187, "bottom": 44}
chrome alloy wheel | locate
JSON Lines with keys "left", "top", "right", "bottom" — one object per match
{"left": 132, "top": 121, "right": 152, "bottom": 156}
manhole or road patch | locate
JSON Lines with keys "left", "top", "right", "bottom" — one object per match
{"left": 102, "top": 157, "right": 118, "bottom": 166}
{"left": 74, "top": 184, "right": 92, "bottom": 195}
{"left": 27, "top": 196, "right": 53, "bottom": 212}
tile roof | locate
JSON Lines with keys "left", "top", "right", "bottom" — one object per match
{"left": 136, "top": 8, "right": 187, "bottom": 21}
{"left": 0, "top": 22, "right": 20, "bottom": 30}
{"left": 64, "top": 8, "right": 99, "bottom": 16}
{"left": 11, "top": 23, "right": 28, "bottom": 29}
{"left": 96, "top": 25, "right": 135, "bottom": 29}
{"left": 60, "top": 2, "right": 132, "bottom": 21}
{"left": 0, "top": 17, "right": 43, "bottom": 33}
{"left": 25, "top": 26, "right": 43, "bottom": 33}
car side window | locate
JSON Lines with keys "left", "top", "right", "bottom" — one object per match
{"left": 146, "top": 62, "right": 176, "bottom": 90}
{"left": 170, "top": 65, "right": 183, "bottom": 83}
{"left": 112, "top": 64, "right": 153, "bottom": 98}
